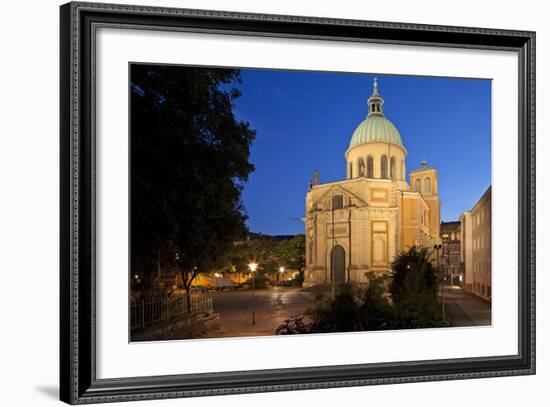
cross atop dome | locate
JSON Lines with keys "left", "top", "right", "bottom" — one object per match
{"left": 373, "top": 77, "right": 379, "bottom": 96}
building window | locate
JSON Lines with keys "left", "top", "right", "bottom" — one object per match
{"left": 366, "top": 156, "right": 374, "bottom": 178}
{"left": 401, "top": 160, "right": 404, "bottom": 181}
{"left": 358, "top": 158, "right": 365, "bottom": 177}
{"left": 349, "top": 162, "right": 353, "bottom": 179}
{"left": 390, "top": 156, "right": 396, "bottom": 179}
{"left": 381, "top": 155, "right": 388, "bottom": 178}
{"left": 414, "top": 178, "right": 421, "bottom": 192}
{"left": 424, "top": 177, "right": 431, "bottom": 193}
{"left": 332, "top": 194, "right": 343, "bottom": 210}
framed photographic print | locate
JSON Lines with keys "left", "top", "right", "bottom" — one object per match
{"left": 60, "top": 1, "right": 536, "bottom": 404}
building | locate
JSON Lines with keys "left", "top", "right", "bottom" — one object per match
{"left": 304, "top": 79, "right": 441, "bottom": 286}
{"left": 440, "top": 221, "right": 462, "bottom": 285}
{"left": 459, "top": 212, "right": 473, "bottom": 292}
{"left": 460, "top": 187, "right": 491, "bottom": 301}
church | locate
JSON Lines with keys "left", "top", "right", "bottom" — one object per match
{"left": 304, "top": 79, "right": 440, "bottom": 287}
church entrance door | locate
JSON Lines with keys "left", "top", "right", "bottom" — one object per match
{"left": 331, "top": 245, "right": 346, "bottom": 284}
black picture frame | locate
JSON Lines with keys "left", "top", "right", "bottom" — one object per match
{"left": 60, "top": 2, "right": 536, "bottom": 404}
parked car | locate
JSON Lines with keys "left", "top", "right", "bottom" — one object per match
{"left": 210, "top": 277, "right": 238, "bottom": 291}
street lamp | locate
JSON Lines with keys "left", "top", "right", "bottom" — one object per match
{"left": 433, "top": 240, "right": 444, "bottom": 320}
{"left": 248, "top": 262, "right": 258, "bottom": 325}
{"left": 278, "top": 266, "right": 285, "bottom": 283}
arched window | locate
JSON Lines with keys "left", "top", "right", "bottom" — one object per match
{"left": 424, "top": 177, "right": 431, "bottom": 193}
{"left": 358, "top": 158, "right": 365, "bottom": 177}
{"left": 390, "top": 156, "right": 396, "bottom": 179}
{"left": 381, "top": 155, "right": 388, "bottom": 179}
{"left": 349, "top": 162, "right": 353, "bottom": 179}
{"left": 332, "top": 194, "right": 343, "bottom": 210}
{"left": 401, "top": 160, "right": 404, "bottom": 181}
{"left": 414, "top": 178, "right": 421, "bottom": 192}
{"left": 366, "top": 156, "right": 374, "bottom": 178}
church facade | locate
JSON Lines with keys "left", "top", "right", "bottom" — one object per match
{"left": 304, "top": 79, "right": 441, "bottom": 287}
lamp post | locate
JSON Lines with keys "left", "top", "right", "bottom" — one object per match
{"left": 248, "top": 262, "right": 258, "bottom": 325}
{"left": 433, "top": 240, "right": 444, "bottom": 320}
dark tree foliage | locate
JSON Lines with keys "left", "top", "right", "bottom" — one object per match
{"left": 306, "top": 283, "right": 361, "bottom": 333}
{"left": 130, "top": 64, "right": 256, "bottom": 303}
{"left": 389, "top": 246, "right": 442, "bottom": 328}
{"left": 276, "top": 235, "right": 306, "bottom": 273}
{"left": 358, "top": 272, "right": 395, "bottom": 330}
{"left": 284, "top": 248, "right": 444, "bottom": 335}
{"left": 303, "top": 277, "right": 393, "bottom": 334}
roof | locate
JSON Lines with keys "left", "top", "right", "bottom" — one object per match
{"left": 348, "top": 115, "right": 404, "bottom": 149}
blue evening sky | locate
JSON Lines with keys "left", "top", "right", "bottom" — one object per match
{"left": 231, "top": 69, "right": 491, "bottom": 236}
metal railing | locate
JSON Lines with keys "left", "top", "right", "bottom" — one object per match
{"left": 131, "top": 295, "right": 213, "bottom": 330}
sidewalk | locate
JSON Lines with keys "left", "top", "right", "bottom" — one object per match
{"left": 443, "top": 286, "right": 491, "bottom": 327}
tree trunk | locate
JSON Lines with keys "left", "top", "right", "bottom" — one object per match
{"left": 185, "top": 290, "right": 191, "bottom": 314}
{"left": 181, "top": 270, "right": 198, "bottom": 313}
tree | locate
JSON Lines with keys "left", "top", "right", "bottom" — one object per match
{"left": 219, "top": 234, "right": 306, "bottom": 286}
{"left": 306, "top": 283, "right": 361, "bottom": 333}
{"left": 358, "top": 272, "right": 394, "bottom": 330}
{"left": 276, "top": 235, "right": 306, "bottom": 271}
{"left": 130, "top": 65, "right": 256, "bottom": 309}
{"left": 389, "top": 246, "right": 442, "bottom": 328}
{"left": 284, "top": 248, "right": 444, "bottom": 335}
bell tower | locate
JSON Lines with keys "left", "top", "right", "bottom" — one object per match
{"left": 409, "top": 160, "right": 440, "bottom": 243}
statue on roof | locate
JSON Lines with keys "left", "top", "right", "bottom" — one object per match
{"left": 312, "top": 169, "right": 319, "bottom": 186}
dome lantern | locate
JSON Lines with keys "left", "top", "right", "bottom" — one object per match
{"left": 368, "top": 77, "right": 384, "bottom": 116}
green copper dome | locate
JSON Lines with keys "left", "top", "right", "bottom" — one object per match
{"left": 348, "top": 78, "right": 404, "bottom": 149}
{"left": 349, "top": 115, "right": 403, "bottom": 148}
